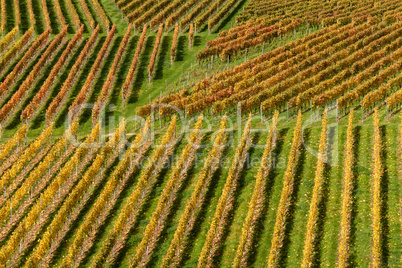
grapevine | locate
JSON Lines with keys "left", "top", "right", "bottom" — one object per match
{"left": 130, "top": 115, "right": 204, "bottom": 267}
{"left": 0, "top": 123, "right": 78, "bottom": 224}
{"left": 161, "top": 116, "right": 228, "bottom": 267}
{"left": 25, "top": 120, "right": 126, "bottom": 267}
{"left": 92, "top": 117, "right": 178, "bottom": 267}
{"left": 14, "top": 0, "right": 20, "bottom": 27}
{"left": 88, "top": 0, "right": 110, "bottom": 30}
{"left": 41, "top": 0, "right": 51, "bottom": 28}
{"left": 0, "top": 123, "right": 100, "bottom": 266}
{"left": 122, "top": 24, "right": 147, "bottom": 106}
{"left": 0, "top": 27, "right": 67, "bottom": 124}
{"left": 68, "top": 25, "right": 115, "bottom": 121}
{"left": 233, "top": 111, "right": 279, "bottom": 267}
{"left": 267, "top": 111, "right": 302, "bottom": 267}
{"left": 77, "top": 0, "right": 96, "bottom": 29}
{"left": 65, "top": 0, "right": 81, "bottom": 29}
{"left": 0, "top": 0, "right": 5, "bottom": 34}
{"left": 197, "top": 115, "right": 252, "bottom": 268}
{"left": 0, "top": 124, "right": 27, "bottom": 163}
{"left": 47, "top": 25, "right": 102, "bottom": 122}
{"left": 371, "top": 109, "right": 382, "bottom": 268}
{"left": 0, "top": 28, "right": 48, "bottom": 98}
{"left": 93, "top": 24, "right": 130, "bottom": 124}
{"left": 22, "top": 25, "right": 84, "bottom": 122}
{"left": 170, "top": 24, "right": 179, "bottom": 66}
{"left": 0, "top": 27, "right": 34, "bottom": 76}
{"left": 301, "top": 110, "right": 328, "bottom": 268}
{"left": 62, "top": 119, "right": 151, "bottom": 267}
{"left": 189, "top": 23, "right": 194, "bottom": 49}
{"left": 52, "top": 0, "right": 67, "bottom": 28}
{"left": 0, "top": 123, "right": 54, "bottom": 199}
{"left": 148, "top": 23, "right": 163, "bottom": 83}
{"left": 337, "top": 109, "right": 355, "bottom": 267}
{"left": 0, "top": 27, "right": 18, "bottom": 54}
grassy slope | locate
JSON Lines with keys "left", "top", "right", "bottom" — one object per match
{"left": 249, "top": 124, "right": 292, "bottom": 267}
{"left": 4, "top": 0, "right": 15, "bottom": 32}
{"left": 284, "top": 126, "right": 319, "bottom": 266}
{"left": 217, "top": 133, "right": 265, "bottom": 267}
{"left": 31, "top": 0, "right": 46, "bottom": 34}
{"left": 0, "top": 1, "right": 401, "bottom": 267}
{"left": 6, "top": 41, "right": 69, "bottom": 129}
{"left": 31, "top": 37, "right": 89, "bottom": 129}
{"left": 45, "top": 0, "right": 61, "bottom": 33}
{"left": 319, "top": 124, "right": 344, "bottom": 267}
{"left": 384, "top": 124, "right": 402, "bottom": 265}
{"left": 180, "top": 128, "right": 240, "bottom": 267}
{"left": 79, "top": 131, "right": 182, "bottom": 267}
{"left": 0, "top": 0, "right": 311, "bottom": 140}
{"left": 115, "top": 136, "right": 188, "bottom": 267}
{"left": 18, "top": 0, "right": 30, "bottom": 32}
{"left": 353, "top": 121, "right": 373, "bottom": 266}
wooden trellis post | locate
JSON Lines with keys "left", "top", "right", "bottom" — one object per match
{"left": 185, "top": 107, "right": 187, "bottom": 128}
{"left": 211, "top": 105, "right": 214, "bottom": 124}
{"left": 159, "top": 91, "right": 162, "bottom": 129}
{"left": 260, "top": 103, "right": 263, "bottom": 123}
{"left": 245, "top": 48, "right": 247, "bottom": 62}
{"left": 336, "top": 100, "right": 339, "bottom": 120}
{"left": 237, "top": 102, "right": 242, "bottom": 125}
{"left": 135, "top": 109, "right": 137, "bottom": 130}
{"left": 386, "top": 102, "right": 389, "bottom": 120}
{"left": 310, "top": 100, "right": 313, "bottom": 122}
{"left": 237, "top": 102, "right": 242, "bottom": 144}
